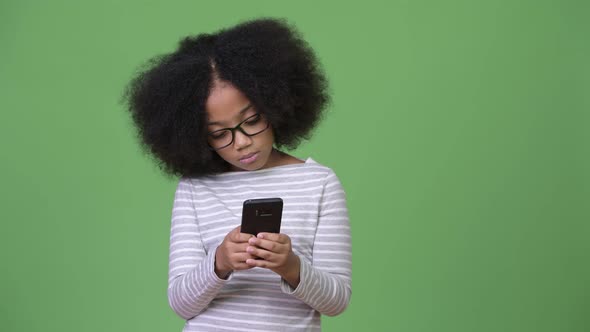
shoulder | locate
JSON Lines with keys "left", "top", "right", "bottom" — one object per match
{"left": 302, "top": 158, "right": 344, "bottom": 188}
{"left": 307, "top": 157, "right": 336, "bottom": 172}
{"left": 178, "top": 157, "right": 339, "bottom": 185}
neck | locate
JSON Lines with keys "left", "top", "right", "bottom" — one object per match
{"left": 263, "top": 149, "right": 284, "bottom": 168}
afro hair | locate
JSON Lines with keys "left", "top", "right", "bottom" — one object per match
{"left": 122, "top": 17, "right": 330, "bottom": 177}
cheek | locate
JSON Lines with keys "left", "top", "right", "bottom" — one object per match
{"left": 214, "top": 149, "right": 234, "bottom": 163}
{"left": 261, "top": 133, "right": 274, "bottom": 148}
{"left": 266, "top": 126, "right": 276, "bottom": 144}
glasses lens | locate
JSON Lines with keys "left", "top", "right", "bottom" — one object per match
{"left": 240, "top": 114, "right": 269, "bottom": 136}
{"left": 208, "top": 129, "right": 233, "bottom": 149}
{"left": 207, "top": 114, "right": 270, "bottom": 150}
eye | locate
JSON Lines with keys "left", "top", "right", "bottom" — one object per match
{"left": 209, "top": 131, "right": 229, "bottom": 139}
{"left": 245, "top": 114, "right": 261, "bottom": 125}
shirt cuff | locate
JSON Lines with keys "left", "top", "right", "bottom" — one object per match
{"left": 280, "top": 257, "right": 311, "bottom": 298}
{"left": 207, "top": 245, "right": 233, "bottom": 283}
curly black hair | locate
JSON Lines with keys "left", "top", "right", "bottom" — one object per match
{"left": 121, "top": 18, "right": 330, "bottom": 177}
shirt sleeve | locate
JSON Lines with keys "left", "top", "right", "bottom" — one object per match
{"left": 167, "top": 178, "right": 229, "bottom": 320}
{"left": 280, "top": 169, "right": 352, "bottom": 316}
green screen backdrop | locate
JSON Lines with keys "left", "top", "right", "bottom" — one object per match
{"left": 1, "top": 1, "right": 588, "bottom": 331}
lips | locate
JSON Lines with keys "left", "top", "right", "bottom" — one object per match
{"left": 239, "top": 152, "right": 259, "bottom": 165}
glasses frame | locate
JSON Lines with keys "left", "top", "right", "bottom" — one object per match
{"left": 207, "top": 113, "right": 270, "bottom": 151}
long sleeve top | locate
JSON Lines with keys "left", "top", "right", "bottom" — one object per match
{"left": 167, "top": 157, "right": 352, "bottom": 331}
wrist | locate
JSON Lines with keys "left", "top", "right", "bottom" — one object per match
{"left": 214, "top": 248, "right": 231, "bottom": 279}
{"left": 278, "top": 253, "right": 301, "bottom": 288}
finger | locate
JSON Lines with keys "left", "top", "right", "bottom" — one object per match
{"left": 246, "top": 246, "right": 273, "bottom": 260}
{"left": 248, "top": 237, "right": 284, "bottom": 253}
{"left": 232, "top": 227, "right": 255, "bottom": 242}
{"left": 231, "top": 252, "right": 257, "bottom": 262}
{"left": 233, "top": 262, "right": 255, "bottom": 271}
{"left": 229, "top": 226, "right": 241, "bottom": 241}
{"left": 230, "top": 242, "right": 251, "bottom": 253}
{"left": 236, "top": 233, "right": 255, "bottom": 243}
{"left": 257, "top": 232, "right": 289, "bottom": 244}
{"left": 245, "top": 258, "right": 275, "bottom": 268}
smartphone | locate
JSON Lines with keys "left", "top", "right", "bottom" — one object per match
{"left": 241, "top": 198, "right": 283, "bottom": 235}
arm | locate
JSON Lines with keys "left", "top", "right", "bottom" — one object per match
{"left": 246, "top": 170, "right": 352, "bottom": 316}
{"left": 281, "top": 170, "right": 352, "bottom": 316}
{"left": 167, "top": 178, "right": 228, "bottom": 320}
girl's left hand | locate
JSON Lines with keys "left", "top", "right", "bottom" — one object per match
{"left": 245, "top": 233, "right": 301, "bottom": 288}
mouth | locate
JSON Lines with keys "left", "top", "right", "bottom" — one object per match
{"left": 239, "top": 152, "right": 259, "bottom": 165}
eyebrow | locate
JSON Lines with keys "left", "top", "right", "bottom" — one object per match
{"left": 207, "top": 104, "right": 253, "bottom": 126}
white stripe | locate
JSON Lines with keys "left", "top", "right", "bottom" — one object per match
{"left": 206, "top": 307, "right": 306, "bottom": 319}
{"left": 197, "top": 216, "right": 237, "bottom": 227}
{"left": 171, "top": 215, "right": 195, "bottom": 222}
{"left": 320, "top": 208, "right": 348, "bottom": 214}
{"left": 169, "top": 256, "right": 197, "bottom": 265}
{"left": 197, "top": 216, "right": 322, "bottom": 228}
{"left": 190, "top": 314, "right": 315, "bottom": 328}
{"left": 200, "top": 170, "right": 327, "bottom": 182}
{"left": 315, "top": 225, "right": 350, "bottom": 230}
{"left": 314, "top": 241, "right": 351, "bottom": 247}
{"left": 315, "top": 234, "right": 351, "bottom": 238}
{"left": 202, "top": 233, "right": 225, "bottom": 243}
{"left": 220, "top": 287, "right": 283, "bottom": 294}
{"left": 171, "top": 224, "right": 198, "bottom": 231}
{"left": 316, "top": 266, "right": 351, "bottom": 273}
{"left": 313, "top": 249, "right": 350, "bottom": 254}
{"left": 194, "top": 177, "right": 325, "bottom": 191}
{"left": 173, "top": 198, "right": 194, "bottom": 203}
{"left": 320, "top": 198, "right": 347, "bottom": 205}
{"left": 215, "top": 294, "right": 302, "bottom": 304}
{"left": 170, "top": 248, "right": 204, "bottom": 256}
{"left": 168, "top": 264, "right": 196, "bottom": 275}
{"left": 170, "top": 232, "right": 200, "bottom": 239}
{"left": 195, "top": 201, "right": 321, "bottom": 213}
{"left": 184, "top": 193, "right": 326, "bottom": 204}
{"left": 172, "top": 207, "right": 193, "bottom": 213}
{"left": 192, "top": 185, "right": 325, "bottom": 197}
{"left": 325, "top": 181, "right": 341, "bottom": 189}
{"left": 218, "top": 301, "right": 312, "bottom": 313}
{"left": 314, "top": 258, "right": 351, "bottom": 263}
{"left": 281, "top": 226, "right": 317, "bottom": 231}
{"left": 185, "top": 322, "right": 275, "bottom": 332}
{"left": 317, "top": 216, "right": 349, "bottom": 222}
{"left": 200, "top": 224, "right": 235, "bottom": 236}
{"left": 198, "top": 209, "right": 229, "bottom": 219}
{"left": 170, "top": 240, "right": 201, "bottom": 246}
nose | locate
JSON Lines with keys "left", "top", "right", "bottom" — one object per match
{"left": 233, "top": 129, "right": 253, "bottom": 149}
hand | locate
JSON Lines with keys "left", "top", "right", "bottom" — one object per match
{"left": 214, "top": 226, "right": 256, "bottom": 279}
{"left": 245, "top": 232, "right": 301, "bottom": 288}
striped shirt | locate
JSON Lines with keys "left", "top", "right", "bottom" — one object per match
{"left": 168, "top": 157, "right": 352, "bottom": 331}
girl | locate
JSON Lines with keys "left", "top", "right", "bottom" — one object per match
{"left": 123, "top": 18, "right": 351, "bottom": 331}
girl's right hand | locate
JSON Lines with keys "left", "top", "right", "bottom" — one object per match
{"left": 214, "top": 226, "right": 256, "bottom": 279}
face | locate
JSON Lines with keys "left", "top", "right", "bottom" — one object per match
{"left": 205, "top": 81, "right": 277, "bottom": 172}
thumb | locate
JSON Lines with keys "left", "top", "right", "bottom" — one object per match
{"left": 229, "top": 225, "right": 241, "bottom": 242}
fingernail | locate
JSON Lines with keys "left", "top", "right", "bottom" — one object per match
{"left": 257, "top": 233, "right": 264, "bottom": 239}
{"left": 248, "top": 238, "right": 256, "bottom": 244}
{"left": 247, "top": 246, "right": 253, "bottom": 253}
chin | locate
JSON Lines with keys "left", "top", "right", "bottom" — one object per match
{"left": 228, "top": 149, "right": 272, "bottom": 172}
{"left": 246, "top": 160, "right": 265, "bottom": 171}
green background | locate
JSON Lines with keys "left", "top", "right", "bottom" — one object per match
{"left": 1, "top": 1, "right": 588, "bottom": 331}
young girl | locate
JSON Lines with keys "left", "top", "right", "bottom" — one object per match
{"left": 123, "top": 18, "right": 351, "bottom": 331}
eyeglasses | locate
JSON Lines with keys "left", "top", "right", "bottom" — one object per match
{"left": 207, "top": 113, "right": 270, "bottom": 150}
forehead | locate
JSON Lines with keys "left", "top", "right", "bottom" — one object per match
{"left": 205, "top": 82, "right": 252, "bottom": 123}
